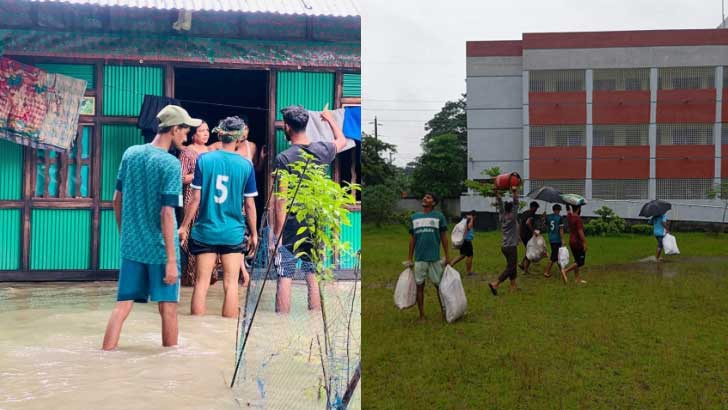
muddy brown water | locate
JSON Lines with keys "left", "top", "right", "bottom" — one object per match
{"left": 0, "top": 282, "right": 360, "bottom": 410}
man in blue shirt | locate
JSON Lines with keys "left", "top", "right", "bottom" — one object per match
{"left": 103, "top": 105, "right": 200, "bottom": 350}
{"left": 649, "top": 213, "right": 670, "bottom": 262}
{"left": 543, "top": 204, "right": 565, "bottom": 278}
{"left": 179, "top": 116, "right": 258, "bottom": 318}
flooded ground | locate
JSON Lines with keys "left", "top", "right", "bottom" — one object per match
{"left": 0, "top": 281, "right": 360, "bottom": 410}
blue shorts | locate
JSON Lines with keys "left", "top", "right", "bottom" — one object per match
{"left": 117, "top": 258, "right": 181, "bottom": 303}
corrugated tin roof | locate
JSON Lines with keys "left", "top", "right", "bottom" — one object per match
{"left": 29, "top": 0, "right": 360, "bottom": 16}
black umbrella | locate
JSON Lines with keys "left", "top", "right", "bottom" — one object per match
{"left": 639, "top": 200, "right": 671, "bottom": 218}
{"left": 527, "top": 186, "right": 566, "bottom": 204}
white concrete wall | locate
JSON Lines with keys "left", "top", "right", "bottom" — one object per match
{"left": 466, "top": 55, "right": 524, "bottom": 189}
{"left": 461, "top": 193, "right": 728, "bottom": 223}
{"left": 523, "top": 45, "right": 728, "bottom": 70}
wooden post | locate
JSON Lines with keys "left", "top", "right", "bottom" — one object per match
{"left": 90, "top": 63, "right": 104, "bottom": 273}
{"left": 21, "top": 146, "right": 32, "bottom": 272}
{"left": 267, "top": 69, "right": 277, "bottom": 198}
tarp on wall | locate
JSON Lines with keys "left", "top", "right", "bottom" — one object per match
{"left": 0, "top": 57, "right": 86, "bottom": 151}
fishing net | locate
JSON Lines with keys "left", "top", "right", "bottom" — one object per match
{"left": 232, "top": 219, "right": 361, "bottom": 410}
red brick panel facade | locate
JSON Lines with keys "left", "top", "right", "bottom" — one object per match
{"left": 592, "top": 91, "right": 650, "bottom": 124}
{"left": 656, "top": 89, "right": 716, "bottom": 123}
{"left": 530, "top": 147, "right": 587, "bottom": 179}
{"left": 656, "top": 145, "right": 715, "bottom": 178}
{"left": 592, "top": 146, "right": 650, "bottom": 179}
{"left": 529, "top": 92, "right": 586, "bottom": 125}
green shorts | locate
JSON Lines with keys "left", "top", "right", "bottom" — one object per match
{"left": 414, "top": 261, "right": 444, "bottom": 286}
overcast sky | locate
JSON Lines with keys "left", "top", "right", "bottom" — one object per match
{"left": 361, "top": 0, "right": 722, "bottom": 166}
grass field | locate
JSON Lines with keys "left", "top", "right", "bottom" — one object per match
{"left": 362, "top": 224, "right": 728, "bottom": 410}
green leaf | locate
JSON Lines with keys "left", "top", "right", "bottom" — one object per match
{"left": 293, "top": 237, "right": 308, "bottom": 252}
{"left": 296, "top": 226, "right": 308, "bottom": 236}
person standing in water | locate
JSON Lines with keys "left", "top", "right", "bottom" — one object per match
{"left": 178, "top": 116, "right": 258, "bottom": 318}
{"left": 103, "top": 105, "right": 201, "bottom": 350}
{"left": 272, "top": 105, "right": 348, "bottom": 313}
{"left": 649, "top": 212, "right": 670, "bottom": 262}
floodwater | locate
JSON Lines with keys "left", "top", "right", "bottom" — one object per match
{"left": 0, "top": 281, "right": 360, "bottom": 410}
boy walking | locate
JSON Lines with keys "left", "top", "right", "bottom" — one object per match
{"left": 407, "top": 193, "right": 450, "bottom": 322}
{"left": 543, "top": 204, "right": 564, "bottom": 278}
{"left": 518, "top": 201, "right": 540, "bottom": 274}
{"left": 488, "top": 186, "right": 520, "bottom": 295}
{"left": 561, "top": 205, "right": 587, "bottom": 284}
{"left": 452, "top": 210, "right": 476, "bottom": 276}
{"left": 649, "top": 213, "right": 670, "bottom": 262}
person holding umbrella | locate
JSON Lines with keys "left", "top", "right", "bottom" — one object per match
{"left": 641, "top": 200, "right": 672, "bottom": 262}
{"left": 527, "top": 186, "right": 566, "bottom": 278}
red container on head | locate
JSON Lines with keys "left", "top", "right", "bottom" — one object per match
{"left": 494, "top": 172, "right": 521, "bottom": 190}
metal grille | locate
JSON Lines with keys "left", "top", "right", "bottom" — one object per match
{"left": 593, "top": 68, "right": 650, "bottom": 91}
{"left": 657, "top": 124, "right": 713, "bottom": 145}
{"left": 529, "top": 70, "right": 585, "bottom": 92}
{"left": 722, "top": 124, "right": 728, "bottom": 145}
{"left": 529, "top": 179, "right": 586, "bottom": 196}
{"left": 656, "top": 179, "right": 714, "bottom": 200}
{"left": 658, "top": 67, "right": 715, "bottom": 90}
{"left": 592, "top": 180, "right": 648, "bottom": 200}
{"left": 593, "top": 124, "right": 649, "bottom": 146}
{"left": 530, "top": 126, "right": 585, "bottom": 147}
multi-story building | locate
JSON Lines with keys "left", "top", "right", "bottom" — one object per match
{"left": 463, "top": 29, "right": 728, "bottom": 223}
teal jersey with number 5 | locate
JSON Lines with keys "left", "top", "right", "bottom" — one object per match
{"left": 547, "top": 214, "right": 563, "bottom": 243}
{"left": 190, "top": 150, "right": 258, "bottom": 245}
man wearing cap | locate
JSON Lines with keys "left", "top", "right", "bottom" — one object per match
{"left": 273, "top": 105, "right": 347, "bottom": 314}
{"left": 178, "top": 116, "right": 258, "bottom": 318}
{"left": 103, "top": 105, "right": 201, "bottom": 350}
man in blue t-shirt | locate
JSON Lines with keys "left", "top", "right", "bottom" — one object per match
{"left": 649, "top": 213, "right": 670, "bottom": 262}
{"left": 103, "top": 105, "right": 200, "bottom": 350}
{"left": 543, "top": 204, "right": 565, "bottom": 278}
{"left": 179, "top": 116, "right": 258, "bottom": 318}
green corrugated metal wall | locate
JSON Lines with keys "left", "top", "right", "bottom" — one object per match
{"left": 340, "top": 210, "right": 361, "bottom": 269}
{"left": 275, "top": 129, "right": 290, "bottom": 155}
{"left": 99, "top": 210, "right": 120, "bottom": 270}
{"left": 0, "top": 209, "right": 21, "bottom": 270}
{"left": 101, "top": 125, "right": 144, "bottom": 200}
{"left": 342, "top": 73, "right": 361, "bottom": 97}
{"left": 276, "top": 72, "right": 335, "bottom": 155}
{"left": 30, "top": 209, "right": 91, "bottom": 270}
{"left": 0, "top": 139, "right": 23, "bottom": 200}
{"left": 103, "top": 65, "right": 163, "bottom": 116}
{"left": 35, "top": 63, "right": 95, "bottom": 89}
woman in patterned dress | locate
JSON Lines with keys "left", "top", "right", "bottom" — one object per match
{"left": 179, "top": 121, "right": 216, "bottom": 286}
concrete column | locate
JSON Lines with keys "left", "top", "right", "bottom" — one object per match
{"left": 522, "top": 70, "right": 530, "bottom": 194}
{"left": 649, "top": 67, "right": 658, "bottom": 200}
{"left": 715, "top": 66, "right": 723, "bottom": 193}
{"left": 585, "top": 69, "right": 593, "bottom": 200}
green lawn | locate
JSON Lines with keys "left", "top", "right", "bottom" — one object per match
{"left": 363, "top": 224, "right": 728, "bottom": 410}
